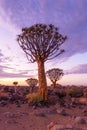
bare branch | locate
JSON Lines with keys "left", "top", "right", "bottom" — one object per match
{"left": 17, "top": 24, "right": 67, "bottom": 63}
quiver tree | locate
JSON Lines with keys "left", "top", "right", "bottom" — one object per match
{"left": 26, "top": 78, "right": 38, "bottom": 93}
{"left": 13, "top": 81, "right": 18, "bottom": 93}
{"left": 46, "top": 68, "right": 64, "bottom": 89}
{"left": 17, "top": 24, "right": 67, "bottom": 101}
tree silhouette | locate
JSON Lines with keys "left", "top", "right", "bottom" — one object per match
{"left": 13, "top": 81, "right": 18, "bottom": 93}
{"left": 17, "top": 23, "right": 67, "bottom": 100}
{"left": 46, "top": 68, "right": 64, "bottom": 89}
{"left": 26, "top": 78, "right": 38, "bottom": 93}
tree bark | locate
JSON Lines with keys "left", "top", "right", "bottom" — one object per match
{"left": 37, "top": 60, "right": 48, "bottom": 101}
{"left": 52, "top": 81, "right": 56, "bottom": 89}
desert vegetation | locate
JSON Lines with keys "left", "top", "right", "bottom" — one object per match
{"left": 0, "top": 84, "right": 87, "bottom": 107}
{"left": 46, "top": 68, "right": 64, "bottom": 89}
{"left": 0, "top": 23, "right": 87, "bottom": 130}
{"left": 17, "top": 23, "right": 67, "bottom": 101}
{"left": 0, "top": 84, "right": 87, "bottom": 130}
{"left": 25, "top": 78, "right": 38, "bottom": 93}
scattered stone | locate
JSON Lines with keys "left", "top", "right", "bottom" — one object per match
{"left": 5, "top": 119, "right": 18, "bottom": 124}
{"left": 0, "top": 100, "right": 8, "bottom": 107}
{"left": 35, "top": 112, "right": 46, "bottom": 117}
{"left": 74, "top": 116, "right": 86, "bottom": 124}
{"left": 47, "top": 122, "right": 57, "bottom": 130}
{"left": 56, "top": 109, "right": 67, "bottom": 116}
{"left": 3, "top": 111, "right": 22, "bottom": 118}
{"left": 47, "top": 123, "right": 74, "bottom": 130}
{"left": 47, "top": 122, "right": 83, "bottom": 130}
{"left": 50, "top": 124, "right": 65, "bottom": 130}
{"left": 64, "top": 95, "right": 73, "bottom": 108}
{"left": 4, "top": 112, "right": 17, "bottom": 118}
{"left": 83, "top": 109, "right": 87, "bottom": 113}
{"left": 83, "top": 109, "right": 87, "bottom": 116}
{"left": 17, "top": 111, "right": 29, "bottom": 116}
{"left": 42, "top": 108, "right": 57, "bottom": 114}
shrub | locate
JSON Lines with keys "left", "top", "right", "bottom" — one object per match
{"left": 66, "top": 86, "right": 83, "bottom": 97}
{"left": 26, "top": 93, "right": 43, "bottom": 103}
{"left": 0, "top": 92, "right": 9, "bottom": 100}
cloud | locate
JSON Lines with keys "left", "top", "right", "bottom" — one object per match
{"left": 0, "top": 64, "right": 36, "bottom": 78}
{"left": 0, "top": 0, "right": 87, "bottom": 63}
{"left": 0, "top": 50, "right": 37, "bottom": 78}
{"left": 65, "top": 64, "right": 87, "bottom": 74}
{"left": 0, "top": 1, "right": 20, "bottom": 33}
{"left": 0, "top": 49, "right": 4, "bottom": 57}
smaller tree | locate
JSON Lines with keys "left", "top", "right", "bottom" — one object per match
{"left": 46, "top": 68, "right": 64, "bottom": 89}
{"left": 26, "top": 78, "right": 38, "bottom": 93}
{"left": 13, "top": 81, "right": 18, "bottom": 93}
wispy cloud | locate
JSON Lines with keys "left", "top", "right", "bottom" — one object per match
{"left": 65, "top": 64, "right": 87, "bottom": 74}
{"left": 0, "top": 50, "right": 37, "bottom": 78}
{"left": 0, "top": 64, "right": 36, "bottom": 78}
{"left": 1, "top": 0, "right": 87, "bottom": 57}
{"left": 0, "top": 0, "right": 87, "bottom": 78}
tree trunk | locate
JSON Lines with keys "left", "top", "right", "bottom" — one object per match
{"left": 37, "top": 60, "right": 48, "bottom": 101}
{"left": 52, "top": 81, "right": 56, "bottom": 89}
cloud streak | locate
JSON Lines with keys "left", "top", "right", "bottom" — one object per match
{"left": 0, "top": 64, "right": 36, "bottom": 78}
{"left": 1, "top": 0, "right": 87, "bottom": 59}
{"left": 0, "top": 0, "right": 87, "bottom": 79}
{"left": 65, "top": 64, "right": 87, "bottom": 74}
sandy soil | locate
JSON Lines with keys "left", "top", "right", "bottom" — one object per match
{"left": 0, "top": 103, "right": 87, "bottom": 130}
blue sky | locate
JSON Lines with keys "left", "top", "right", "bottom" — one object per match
{"left": 0, "top": 0, "right": 87, "bottom": 86}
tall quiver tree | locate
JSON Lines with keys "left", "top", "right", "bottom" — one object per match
{"left": 46, "top": 68, "right": 64, "bottom": 89}
{"left": 17, "top": 24, "right": 67, "bottom": 101}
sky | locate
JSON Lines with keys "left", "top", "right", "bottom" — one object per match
{"left": 0, "top": 0, "right": 87, "bottom": 86}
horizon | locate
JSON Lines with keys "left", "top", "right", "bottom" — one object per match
{"left": 0, "top": 73, "right": 87, "bottom": 87}
{"left": 0, "top": 0, "right": 87, "bottom": 86}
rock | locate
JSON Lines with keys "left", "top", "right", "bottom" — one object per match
{"left": 47, "top": 123, "right": 74, "bottom": 130}
{"left": 0, "top": 100, "right": 8, "bottom": 107}
{"left": 56, "top": 109, "right": 67, "bottom": 116}
{"left": 48, "top": 95, "right": 59, "bottom": 105}
{"left": 42, "top": 108, "right": 57, "bottom": 114}
{"left": 74, "top": 116, "right": 86, "bottom": 124}
{"left": 47, "top": 122, "right": 57, "bottom": 130}
{"left": 64, "top": 95, "right": 73, "bottom": 108}
{"left": 17, "top": 111, "right": 28, "bottom": 116}
{"left": 34, "top": 108, "right": 57, "bottom": 117}
{"left": 50, "top": 124, "right": 65, "bottom": 130}
{"left": 5, "top": 119, "right": 18, "bottom": 124}
{"left": 47, "top": 123, "right": 82, "bottom": 130}
{"left": 35, "top": 111, "right": 46, "bottom": 117}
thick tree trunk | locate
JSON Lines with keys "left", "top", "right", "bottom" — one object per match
{"left": 37, "top": 60, "right": 48, "bottom": 101}
{"left": 52, "top": 81, "right": 56, "bottom": 89}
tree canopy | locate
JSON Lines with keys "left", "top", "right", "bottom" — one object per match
{"left": 17, "top": 24, "right": 67, "bottom": 63}
{"left": 17, "top": 23, "right": 67, "bottom": 100}
{"left": 46, "top": 68, "right": 64, "bottom": 88}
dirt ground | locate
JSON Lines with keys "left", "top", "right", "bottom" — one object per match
{"left": 0, "top": 103, "right": 87, "bottom": 130}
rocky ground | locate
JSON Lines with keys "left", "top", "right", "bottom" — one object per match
{"left": 0, "top": 85, "right": 87, "bottom": 130}
{"left": 0, "top": 103, "right": 87, "bottom": 130}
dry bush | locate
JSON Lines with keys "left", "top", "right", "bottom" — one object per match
{"left": 72, "top": 97, "right": 87, "bottom": 105}
{"left": 0, "top": 92, "right": 9, "bottom": 100}
{"left": 26, "top": 93, "right": 43, "bottom": 103}
{"left": 66, "top": 86, "right": 83, "bottom": 97}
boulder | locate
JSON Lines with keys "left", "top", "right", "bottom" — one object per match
{"left": 74, "top": 116, "right": 86, "bottom": 124}
{"left": 56, "top": 109, "right": 67, "bottom": 116}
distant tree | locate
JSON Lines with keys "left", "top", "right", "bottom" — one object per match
{"left": 17, "top": 24, "right": 67, "bottom": 100}
{"left": 25, "top": 78, "right": 38, "bottom": 93}
{"left": 13, "top": 81, "right": 18, "bottom": 93}
{"left": 46, "top": 68, "right": 64, "bottom": 89}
